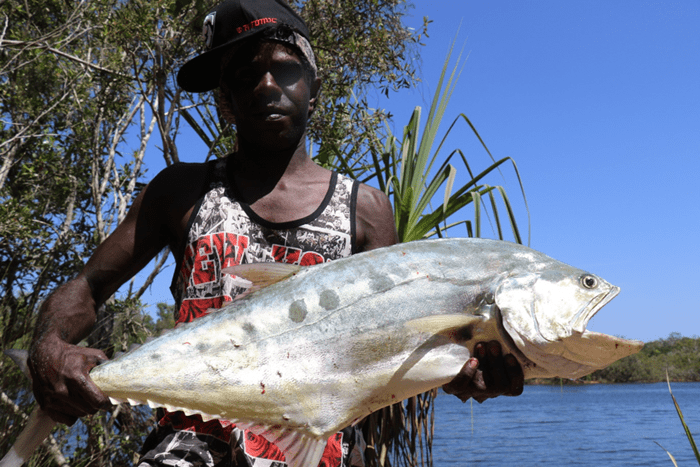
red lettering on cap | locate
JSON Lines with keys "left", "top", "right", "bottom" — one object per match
{"left": 236, "top": 17, "right": 277, "bottom": 36}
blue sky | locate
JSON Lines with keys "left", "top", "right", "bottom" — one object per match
{"left": 135, "top": 0, "right": 699, "bottom": 343}
{"left": 391, "top": 0, "right": 700, "bottom": 342}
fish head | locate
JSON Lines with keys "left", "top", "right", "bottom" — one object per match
{"left": 494, "top": 265, "right": 643, "bottom": 379}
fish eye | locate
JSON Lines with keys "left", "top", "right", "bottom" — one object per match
{"left": 580, "top": 275, "right": 598, "bottom": 289}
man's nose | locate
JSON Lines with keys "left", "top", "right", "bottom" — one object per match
{"left": 254, "top": 71, "right": 281, "bottom": 96}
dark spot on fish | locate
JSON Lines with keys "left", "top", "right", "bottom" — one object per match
{"left": 289, "top": 300, "right": 307, "bottom": 323}
{"left": 196, "top": 342, "right": 210, "bottom": 352}
{"left": 243, "top": 322, "right": 256, "bottom": 334}
{"left": 319, "top": 289, "right": 340, "bottom": 310}
{"left": 150, "top": 353, "right": 161, "bottom": 361}
{"left": 448, "top": 325, "right": 473, "bottom": 342}
{"left": 369, "top": 275, "right": 394, "bottom": 293}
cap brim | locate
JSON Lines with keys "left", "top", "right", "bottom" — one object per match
{"left": 177, "top": 28, "right": 265, "bottom": 93}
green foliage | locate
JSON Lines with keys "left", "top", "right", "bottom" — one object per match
{"left": 666, "top": 376, "right": 700, "bottom": 465}
{"left": 320, "top": 37, "right": 528, "bottom": 244}
{"left": 295, "top": 0, "right": 429, "bottom": 159}
{"left": 655, "top": 376, "right": 700, "bottom": 466}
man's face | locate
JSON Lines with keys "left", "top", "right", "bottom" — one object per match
{"left": 222, "top": 41, "right": 320, "bottom": 153}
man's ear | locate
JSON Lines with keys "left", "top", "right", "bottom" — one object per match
{"left": 308, "top": 77, "right": 322, "bottom": 117}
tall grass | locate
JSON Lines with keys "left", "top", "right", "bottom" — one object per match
{"left": 656, "top": 373, "right": 700, "bottom": 465}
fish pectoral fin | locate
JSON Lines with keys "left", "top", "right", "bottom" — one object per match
{"left": 234, "top": 422, "right": 326, "bottom": 467}
{"left": 223, "top": 263, "right": 303, "bottom": 295}
{"left": 563, "top": 331, "right": 644, "bottom": 368}
{"left": 405, "top": 314, "right": 482, "bottom": 341}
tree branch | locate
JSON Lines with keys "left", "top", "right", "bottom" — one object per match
{"left": 0, "top": 39, "right": 132, "bottom": 78}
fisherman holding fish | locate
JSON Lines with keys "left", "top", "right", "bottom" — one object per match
{"left": 25, "top": 0, "right": 523, "bottom": 465}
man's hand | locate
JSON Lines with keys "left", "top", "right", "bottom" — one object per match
{"left": 442, "top": 341, "right": 524, "bottom": 403}
{"left": 28, "top": 335, "right": 111, "bottom": 425}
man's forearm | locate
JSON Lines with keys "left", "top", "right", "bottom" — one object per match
{"left": 32, "top": 276, "right": 98, "bottom": 348}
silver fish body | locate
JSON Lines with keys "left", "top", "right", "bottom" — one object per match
{"left": 1, "top": 238, "right": 642, "bottom": 467}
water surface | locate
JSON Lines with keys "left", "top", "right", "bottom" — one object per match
{"left": 432, "top": 382, "right": 700, "bottom": 466}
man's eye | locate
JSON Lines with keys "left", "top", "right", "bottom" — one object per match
{"left": 223, "top": 66, "right": 254, "bottom": 85}
{"left": 233, "top": 70, "right": 254, "bottom": 84}
{"left": 272, "top": 63, "right": 303, "bottom": 87}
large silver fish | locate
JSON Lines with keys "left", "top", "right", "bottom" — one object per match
{"left": 1, "top": 238, "right": 642, "bottom": 467}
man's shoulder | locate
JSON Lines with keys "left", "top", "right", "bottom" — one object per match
{"left": 353, "top": 181, "right": 398, "bottom": 251}
{"left": 355, "top": 181, "right": 390, "bottom": 208}
{"left": 148, "top": 161, "right": 211, "bottom": 194}
{"left": 157, "top": 161, "right": 210, "bottom": 181}
{"left": 138, "top": 161, "right": 214, "bottom": 219}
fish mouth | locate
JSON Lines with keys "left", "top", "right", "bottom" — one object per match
{"left": 493, "top": 284, "right": 633, "bottom": 377}
{"left": 570, "top": 285, "right": 620, "bottom": 335}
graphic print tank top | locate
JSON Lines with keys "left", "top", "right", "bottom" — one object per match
{"left": 165, "top": 157, "right": 364, "bottom": 467}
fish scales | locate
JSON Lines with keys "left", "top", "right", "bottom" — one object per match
{"left": 1, "top": 238, "right": 643, "bottom": 467}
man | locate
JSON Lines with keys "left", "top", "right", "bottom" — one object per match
{"left": 28, "top": 0, "right": 523, "bottom": 465}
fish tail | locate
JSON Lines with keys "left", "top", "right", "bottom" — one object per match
{"left": 1, "top": 349, "right": 58, "bottom": 466}
{"left": 0, "top": 406, "right": 57, "bottom": 467}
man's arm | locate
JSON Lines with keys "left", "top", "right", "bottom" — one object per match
{"left": 28, "top": 164, "right": 203, "bottom": 425}
{"left": 354, "top": 184, "right": 399, "bottom": 252}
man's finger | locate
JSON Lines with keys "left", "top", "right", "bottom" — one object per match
{"left": 485, "top": 340, "right": 508, "bottom": 391}
{"left": 443, "top": 358, "right": 479, "bottom": 402}
{"left": 505, "top": 354, "right": 524, "bottom": 396}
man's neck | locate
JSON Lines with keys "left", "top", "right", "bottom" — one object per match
{"left": 228, "top": 138, "right": 320, "bottom": 204}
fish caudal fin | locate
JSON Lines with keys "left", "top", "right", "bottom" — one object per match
{"left": 0, "top": 407, "right": 57, "bottom": 467}
{"left": 235, "top": 422, "right": 327, "bottom": 467}
{"left": 1, "top": 349, "right": 55, "bottom": 467}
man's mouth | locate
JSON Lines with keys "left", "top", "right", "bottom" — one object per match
{"left": 263, "top": 113, "right": 284, "bottom": 121}
{"left": 254, "top": 107, "right": 287, "bottom": 121}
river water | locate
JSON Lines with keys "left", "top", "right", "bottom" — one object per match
{"left": 432, "top": 382, "right": 700, "bottom": 466}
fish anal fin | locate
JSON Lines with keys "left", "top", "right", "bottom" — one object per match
{"left": 223, "top": 263, "right": 302, "bottom": 296}
{"left": 235, "top": 422, "right": 326, "bottom": 467}
{"left": 405, "top": 314, "right": 482, "bottom": 342}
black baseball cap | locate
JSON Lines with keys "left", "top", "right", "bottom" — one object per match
{"left": 177, "top": 0, "right": 311, "bottom": 93}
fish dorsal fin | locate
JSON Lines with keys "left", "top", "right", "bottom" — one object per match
{"left": 405, "top": 314, "right": 482, "bottom": 340}
{"left": 4, "top": 349, "right": 31, "bottom": 380}
{"left": 234, "top": 422, "right": 326, "bottom": 467}
{"left": 223, "top": 263, "right": 302, "bottom": 296}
